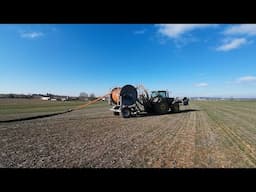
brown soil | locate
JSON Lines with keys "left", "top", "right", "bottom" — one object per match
{"left": 1, "top": 101, "right": 256, "bottom": 168}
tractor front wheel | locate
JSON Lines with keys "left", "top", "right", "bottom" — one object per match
{"left": 171, "top": 103, "right": 180, "bottom": 113}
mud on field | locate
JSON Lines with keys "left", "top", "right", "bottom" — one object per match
{"left": 1, "top": 101, "right": 256, "bottom": 168}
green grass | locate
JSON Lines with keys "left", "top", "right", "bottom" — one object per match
{"left": 191, "top": 100, "right": 256, "bottom": 110}
{"left": 0, "top": 99, "right": 109, "bottom": 115}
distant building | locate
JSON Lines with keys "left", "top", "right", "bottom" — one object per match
{"left": 41, "top": 97, "right": 50, "bottom": 101}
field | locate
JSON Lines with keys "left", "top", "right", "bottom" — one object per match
{"left": 0, "top": 99, "right": 95, "bottom": 121}
{"left": 1, "top": 99, "right": 256, "bottom": 168}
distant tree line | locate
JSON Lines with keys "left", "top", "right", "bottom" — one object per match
{"left": 0, "top": 94, "right": 33, "bottom": 99}
{"left": 79, "top": 92, "right": 96, "bottom": 101}
{"left": 0, "top": 92, "right": 98, "bottom": 101}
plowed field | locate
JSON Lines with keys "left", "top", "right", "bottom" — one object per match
{"left": 1, "top": 100, "right": 256, "bottom": 168}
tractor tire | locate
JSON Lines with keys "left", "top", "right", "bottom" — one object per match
{"left": 121, "top": 108, "right": 131, "bottom": 118}
{"left": 113, "top": 112, "right": 120, "bottom": 116}
{"left": 171, "top": 103, "right": 180, "bottom": 113}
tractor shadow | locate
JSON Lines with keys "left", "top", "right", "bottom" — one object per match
{"left": 134, "top": 109, "right": 199, "bottom": 118}
{"left": 81, "top": 109, "right": 200, "bottom": 120}
{"left": 85, "top": 116, "right": 118, "bottom": 120}
{"left": 175, "top": 109, "right": 199, "bottom": 113}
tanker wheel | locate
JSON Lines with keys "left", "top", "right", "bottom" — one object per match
{"left": 121, "top": 108, "right": 131, "bottom": 118}
{"left": 113, "top": 112, "right": 120, "bottom": 116}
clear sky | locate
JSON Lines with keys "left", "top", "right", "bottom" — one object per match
{"left": 1, "top": 24, "right": 256, "bottom": 97}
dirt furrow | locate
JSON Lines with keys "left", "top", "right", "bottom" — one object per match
{"left": 157, "top": 111, "right": 196, "bottom": 168}
{"left": 87, "top": 114, "right": 185, "bottom": 167}
{"left": 194, "top": 110, "right": 224, "bottom": 167}
{"left": 132, "top": 112, "right": 190, "bottom": 167}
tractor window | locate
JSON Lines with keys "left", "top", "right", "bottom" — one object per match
{"left": 158, "top": 91, "right": 168, "bottom": 98}
{"left": 151, "top": 91, "right": 158, "bottom": 98}
{"left": 151, "top": 91, "right": 168, "bottom": 98}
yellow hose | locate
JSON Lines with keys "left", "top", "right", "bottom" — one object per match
{"left": 73, "top": 93, "right": 110, "bottom": 111}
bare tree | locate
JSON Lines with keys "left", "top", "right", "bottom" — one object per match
{"left": 80, "top": 92, "right": 88, "bottom": 98}
{"left": 89, "top": 93, "right": 96, "bottom": 100}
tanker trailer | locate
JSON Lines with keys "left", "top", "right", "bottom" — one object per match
{"left": 110, "top": 85, "right": 139, "bottom": 118}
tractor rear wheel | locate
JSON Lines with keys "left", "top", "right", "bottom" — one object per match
{"left": 121, "top": 108, "right": 131, "bottom": 118}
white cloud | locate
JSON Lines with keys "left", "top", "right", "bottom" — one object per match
{"left": 224, "top": 24, "right": 256, "bottom": 36}
{"left": 20, "top": 31, "right": 44, "bottom": 39}
{"left": 216, "top": 38, "right": 247, "bottom": 51}
{"left": 237, "top": 76, "right": 256, "bottom": 83}
{"left": 156, "top": 24, "right": 217, "bottom": 39}
{"left": 195, "top": 83, "right": 208, "bottom": 87}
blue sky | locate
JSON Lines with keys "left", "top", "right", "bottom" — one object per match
{"left": 0, "top": 24, "right": 256, "bottom": 97}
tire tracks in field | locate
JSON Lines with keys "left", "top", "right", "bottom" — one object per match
{"left": 86, "top": 114, "right": 186, "bottom": 167}
{"left": 158, "top": 110, "right": 196, "bottom": 168}
{"left": 213, "top": 108, "right": 256, "bottom": 156}
{"left": 218, "top": 102, "right": 256, "bottom": 112}
{"left": 212, "top": 105, "right": 256, "bottom": 141}
{"left": 213, "top": 120, "right": 256, "bottom": 166}
{"left": 133, "top": 111, "right": 194, "bottom": 168}
{"left": 212, "top": 104, "right": 256, "bottom": 128}
{"left": 203, "top": 103, "right": 256, "bottom": 150}
{"left": 211, "top": 102, "right": 256, "bottom": 120}
{"left": 80, "top": 113, "right": 182, "bottom": 167}
{"left": 87, "top": 112, "right": 188, "bottom": 167}
{"left": 137, "top": 114, "right": 187, "bottom": 167}
{"left": 194, "top": 110, "right": 215, "bottom": 167}
{"left": 202, "top": 104, "right": 256, "bottom": 167}
{"left": 194, "top": 110, "right": 233, "bottom": 167}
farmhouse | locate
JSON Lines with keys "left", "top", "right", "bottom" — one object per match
{"left": 41, "top": 97, "right": 50, "bottom": 101}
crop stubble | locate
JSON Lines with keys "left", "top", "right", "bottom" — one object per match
{"left": 1, "top": 101, "right": 256, "bottom": 167}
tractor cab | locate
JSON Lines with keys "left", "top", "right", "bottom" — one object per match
{"left": 151, "top": 90, "right": 169, "bottom": 98}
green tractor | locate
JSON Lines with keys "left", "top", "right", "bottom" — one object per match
{"left": 142, "top": 90, "right": 181, "bottom": 115}
{"left": 110, "top": 85, "right": 185, "bottom": 118}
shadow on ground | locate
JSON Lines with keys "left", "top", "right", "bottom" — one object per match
{"left": 78, "top": 109, "right": 200, "bottom": 120}
{"left": 176, "top": 109, "right": 199, "bottom": 113}
{"left": 132, "top": 109, "right": 200, "bottom": 118}
{"left": 0, "top": 109, "right": 200, "bottom": 123}
{"left": 0, "top": 110, "right": 72, "bottom": 123}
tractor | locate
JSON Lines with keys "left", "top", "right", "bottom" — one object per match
{"left": 109, "top": 84, "right": 188, "bottom": 118}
